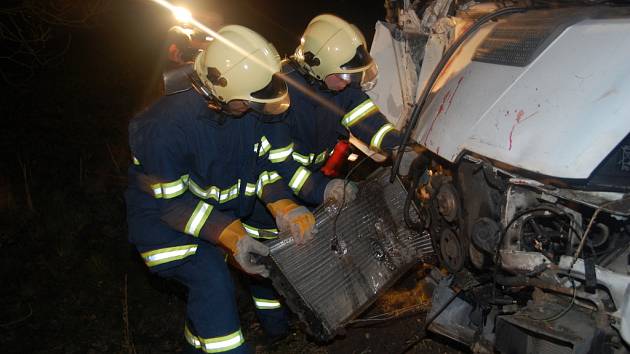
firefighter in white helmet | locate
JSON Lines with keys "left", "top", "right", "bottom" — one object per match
{"left": 295, "top": 14, "right": 379, "bottom": 91}
{"left": 243, "top": 14, "right": 415, "bottom": 230}
{"left": 126, "top": 25, "right": 314, "bottom": 353}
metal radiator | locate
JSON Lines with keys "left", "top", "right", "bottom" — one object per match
{"left": 265, "top": 168, "right": 435, "bottom": 341}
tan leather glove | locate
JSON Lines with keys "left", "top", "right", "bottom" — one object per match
{"left": 267, "top": 199, "right": 316, "bottom": 245}
{"left": 218, "top": 220, "right": 269, "bottom": 277}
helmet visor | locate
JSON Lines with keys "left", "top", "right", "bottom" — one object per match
{"left": 250, "top": 73, "right": 287, "bottom": 100}
{"left": 336, "top": 62, "right": 378, "bottom": 91}
{"left": 248, "top": 73, "right": 290, "bottom": 115}
{"left": 248, "top": 93, "right": 290, "bottom": 115}
{"left": 340, "top": 45, "right": 373, "bottom": 71}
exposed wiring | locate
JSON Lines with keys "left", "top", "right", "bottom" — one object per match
{"left": 571, "top": 206, "right": 603, "bottom": 267}
{"left": 347, "top": 302, "right": 429, "bottom": 325}
{"left": 524, "top": 277, "right": 577, "bottom": 322}
{"left": 495, "top": 201, "right": 613, "bottom": 322}
{"left": 330, "top": 154, "right": 374, "bottom": 248}
{"left": 491, "top": 205, "right": 569, "bottom": 304}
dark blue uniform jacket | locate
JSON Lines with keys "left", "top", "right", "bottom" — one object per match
{"left": 125, "top": 90, "right": 294, "bottom": 269}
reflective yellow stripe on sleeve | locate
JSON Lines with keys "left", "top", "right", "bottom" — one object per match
{"left": 189, "top": 179, "right": 243, "bottom": 203}
{"left": 292, "top": 151, "right": 312, "bottom": 166}
{"left": 218, "top": 182, "right": 239, "bottom": 203}
{"left": 141, "top": 244, "right": 198, "bottom": 267}
{"left": 243, "top": 223, "right": 278, "bottom": 239}
{"left": 184, "top": 201, "right": 213, "bottom": 237}
{"left": 132, "top": 156, "right": 140, "bottom": 165}
{"left": 254, "top": 136, "right": 272, "bottom": 157}
{"left": 370, "top": 123, "right": 395, "bottom": 150}
{"left": 341, "top": 99, "right": 378, "bottom": 127}
{"left": 288, "top": 166, "right": 311, "bottom": 194}
{"left": 151, "top": 174, "right": 189, "bottom": 199}
{"left": 256, "top": 171, "right": 281, "bottom": 197}
{"left": 268, "top": 143, "right": 294, "bottom": 163}
{"left": 189, "top": 179, "right": 220, "bottom": 200}
{"left": 253, "top": 297, "right": 282, "bottom": 310}
{"left": 185, "top": 324, "right": 245, "bottom": 353}
{"left": 244, "top": 183, "right": 257, "bottom": 196}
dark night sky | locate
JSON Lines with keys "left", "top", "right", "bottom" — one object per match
{"left": 0, "top": 0, "right": 387, "bottom": 204}
{"left": 72, "top": 0, "right": 386, "bottom": 109}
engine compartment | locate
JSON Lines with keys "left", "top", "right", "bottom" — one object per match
{"left": 410, "top": 153, "right": 630, "bottom": 353}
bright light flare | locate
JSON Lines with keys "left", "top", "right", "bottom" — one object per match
{"left": 172, "top": 6, "right": 192, "bottom": 23}
{"left": 181, "top": 28, "right": 195, "bottom": 37}
{"left": 149, "top": 0, "right": 344, "bottom": 115}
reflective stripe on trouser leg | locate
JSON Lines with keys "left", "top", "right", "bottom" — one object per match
{"left": 140, "top": 244, "right": 198, "bottom": 267}
{"left": 253, "top": 297, "right": 282, "bottom": 310}
{"left": 159, "top": 243, "right": 248, "bottom": 353}
{"left": 247, "top": 275, "right": 289, "bottom": 337}
{"left": 185, "top": 323, "right": 245, "bottom": 353}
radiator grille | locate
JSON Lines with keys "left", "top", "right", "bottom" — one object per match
{"left": 266, "top": 169, "right": 434, "bottom": 340}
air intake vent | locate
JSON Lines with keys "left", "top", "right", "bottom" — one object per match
{"left": 473, "top": 9, "right": 587, "bottom": 67}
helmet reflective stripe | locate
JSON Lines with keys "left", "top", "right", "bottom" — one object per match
{"left": 268, "top": 143, "right": 294, "bottom": 163}
{"left": 184, "top": 201, "right": 213, "bottom": 237}
{"left": 141, "top": 244, "right": 198, "bottom": 267}
{"left": 256, "top": 171, "right": 282, "bottom": 197}
{"left": 342, "top": 99, "right": 378, "bottom": 127}
{"left": 242, "top": 223, "right": 278, "bottom": 239}
{"left": 252, "top": 297, "right": 282, "bottom": 309}
{"left": 185, "top": 324, "right": 245, "bottom": 353}
{"left": 370, "top": 123, "right": 395, "bottom": 150}
{"left": 289, "top": 166, "right": 311, "bottom": 194}
{"left": 151, "top": 175, "right": 190, "bottom": 199}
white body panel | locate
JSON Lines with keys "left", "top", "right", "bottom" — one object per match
{"left": 368, "top": 21, "right": 416, "bottom": 130}
{"left": 412, "top": 18, "right": 630, "bottom": 179}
